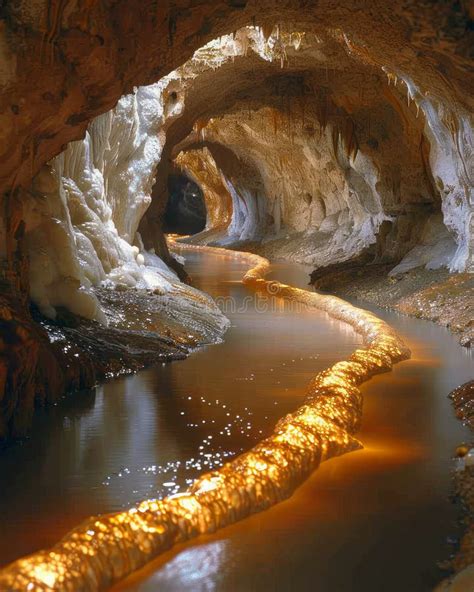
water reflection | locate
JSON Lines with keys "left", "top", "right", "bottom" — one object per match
{"left": 125, "top": 540, "right": 229, "bottom": 592}
{"left": 115, "top": 256, "right": 473, "bottom": 592}
{"left": 0, "top": 250, "right": 471, "bottom": 590}
{"left": 0, "top": 251, "right": 360, "bottom": 566}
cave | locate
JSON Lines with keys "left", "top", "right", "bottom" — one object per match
{"left": 0, "top": 2, "right": 473, "bottom": 591}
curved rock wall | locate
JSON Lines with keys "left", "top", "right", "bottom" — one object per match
{"left": 29, "top": 22, "right": 469, "bottom": 317}
{"left": 164, "top": 28, "right": 472, "bottom": 273}
{"left": 23, "top": 82, "right": 179, "bottom": 321}
{"left": 1, "top": 4, "right": 472, "bottom": 282}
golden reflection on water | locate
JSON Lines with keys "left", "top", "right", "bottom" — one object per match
{"left": 0, "top": 241, "right": 411, "bottom": 591}
{"left": 112, "top": 432, "right": 428, "bottom": 591}
{"left": 358, "top": 439, "right": 427, "bottom": 463}
{"left": 116, "top": 324, "right": 471, "bottom": 591}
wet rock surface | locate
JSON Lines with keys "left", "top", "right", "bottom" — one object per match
{"left": 438, "top": 382, "right": 474, "bottom": 591}
{"left": 451, "top": 381, "right": 474, "bottom": 430}
{"left": 0, "top": 285, "right": 228, "bottom": 442}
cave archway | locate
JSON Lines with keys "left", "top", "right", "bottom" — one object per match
{"left": 2, "top": 3, "right": 472, "bottom": 267}
{"left": 136, "top": 29, "right": 471, "bottom": 273}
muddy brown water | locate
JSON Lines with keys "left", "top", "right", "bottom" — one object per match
{"left": 0, "top": 250, "right": 472, "bottom": 591}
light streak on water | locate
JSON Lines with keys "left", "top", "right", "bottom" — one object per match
{"left": 0, "top": 241, "right": 410, "bottom": 590}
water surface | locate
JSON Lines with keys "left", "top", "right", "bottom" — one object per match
{"left": 0, "top": 251, "right": 360, "bottom": 566}
{"left": 0, "top": 251, "right": 472, "bottom": 591}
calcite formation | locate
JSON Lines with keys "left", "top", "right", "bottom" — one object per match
{"left": 140, "top": 26, "right": 473, "bottom": 274}
{"left": 0, "top": 241, "right": 410, "bottom": 591}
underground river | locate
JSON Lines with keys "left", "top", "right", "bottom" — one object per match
{"left": 0, "top": 249, "right": 472, "bottom": 591}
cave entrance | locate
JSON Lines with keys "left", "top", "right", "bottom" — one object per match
{"left": 163, "top": 173, "right": 207, "bottom": 235}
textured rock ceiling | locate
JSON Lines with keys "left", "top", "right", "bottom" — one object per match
{"left": 1, "top": 0, "right": 472, "bottom": 192}
{"left": 2, "top": 1, "right": 472, "bottom": 276}
{"left": 142, "top": 25, "right": 472, "bottom": 274}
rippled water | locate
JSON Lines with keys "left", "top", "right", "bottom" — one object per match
{"left": 0, "top": 251, "right": 472, "bottom": 592}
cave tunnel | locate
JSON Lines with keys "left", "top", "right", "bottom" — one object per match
{"left": 163, "top": 173, "right": 207, "bottom": 235}
{"left": 0, "top": 2, "right": 473, "bottom": 591}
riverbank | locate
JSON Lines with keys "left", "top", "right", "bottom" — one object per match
{"left": 310, "top": 264, "right": 474, "bottom": 347}
{"left": 0, "top": 280, "right": 228, "bottom": 442}
{"left": 436, "top": 380, "right": 474, "bottom": 592}
{"left": 308, "top": 264, "right": 473, "bottom": 348}
{"left": 193, "top": 237, "right": 473, "bottom": 348}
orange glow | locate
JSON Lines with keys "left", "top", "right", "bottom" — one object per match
{"left": 0, "top": 239, "right": 410, "bottom": 591}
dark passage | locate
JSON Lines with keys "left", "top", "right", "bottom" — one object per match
{"left": 163, "top": 173, "right": 206, "bottom": 235}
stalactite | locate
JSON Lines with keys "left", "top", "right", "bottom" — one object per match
{"left": 299, "top": 94, "right": 307, "bottom": 130}
{"left": 317, "top": 96, "right": 329, "bottom": 134}
{"left": 343, "top": 118, "right": 359, "bottom": 161}
{"left": 262, "top": 23, "right": 274, "bottom": 42}
{"left": 331, "top": 126, "right": 340, "bottom": 159}
{"left": 385, "top": 70, "right": 398, "bottom": 87}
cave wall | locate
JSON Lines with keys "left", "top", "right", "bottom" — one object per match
{"left": 0, "top": 3, "right": 472, "bottom": 282}
{"left": 182, "top": 100, "right": 444, "bottom": 267}
{"left": 24, "top": 24, "right": 467, "bottom": 305}
{"left": 23, "top": 81, "right": 186, "bottom": 322}
{"left": 163, "top": 28, "right": 471, "bottom": 272}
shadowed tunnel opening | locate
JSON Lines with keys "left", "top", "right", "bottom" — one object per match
{"left": 163, "top": 173, "right": 207, "bottom": 235}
